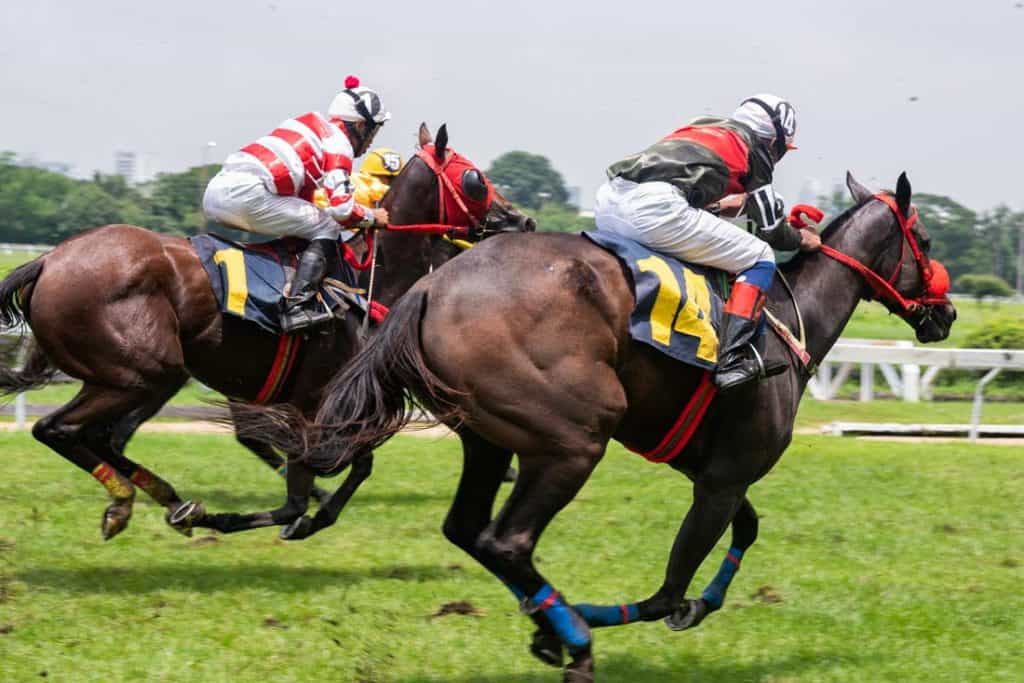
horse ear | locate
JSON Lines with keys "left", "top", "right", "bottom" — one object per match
{"left": 418, "top": 122, "right": 432, "bottom": 147}
{"left": 895, "top": 172, "right": 912, "bottom": 218}
{"left": 435, "top": 124, "right": 449, "bottom": 161}
{"left": 846, "top": 171, "right": 873, "bottom": 203}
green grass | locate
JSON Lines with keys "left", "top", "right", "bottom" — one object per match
{"left": 1, "top": 432, "right": 1021, "bottom": 682}
{"left": 0, "top": 251, "right": 45, "bottom": 276}
{"left": 795, "top": 398, "right": 1024, "bottom": 429}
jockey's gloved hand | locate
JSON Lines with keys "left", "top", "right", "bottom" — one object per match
{"left": 327, "top": 192, "right": 357, "bottom": 223}
{"left": 371, "top": 208, "right": 389, "bottom": 227}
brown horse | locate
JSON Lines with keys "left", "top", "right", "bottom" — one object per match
{"left": 0, "top": 123, "right": 532, "bottom": 541}
{"left": 236, "top": 172, "right": 956, "bottom": 680}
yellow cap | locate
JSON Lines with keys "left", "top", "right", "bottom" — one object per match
{"left": 360, "top": 148, "right": 404, "bottom": 178}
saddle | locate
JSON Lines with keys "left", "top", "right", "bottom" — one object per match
{"left": 190, "top": 234, "right": 367, "bottom": 335}
{"left": 584, "top": 230, "right": 728, "bottom": 371}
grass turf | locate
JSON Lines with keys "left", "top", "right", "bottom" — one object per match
{"left": 0, "top": 431, "right": 1020, "bottom": 682}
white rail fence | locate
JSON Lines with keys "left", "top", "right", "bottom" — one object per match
{"left": 3, "top": 330, "right": 1021, "bottom": 440}
{"left": 811, "top": 339, "right": 1024, "bottom": 441}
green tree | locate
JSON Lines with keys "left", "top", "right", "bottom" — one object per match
{"left": 0, "top": 153, "right": 75, "bottom": 242}
{"left": 954, "top": 273, "right": 1014, "bottom": 303}
{"left": 487, "top": 151, "right": 568, "bottom": 210}
{"left": 143, "top": 163, "right": 220, "bottom": 234}
{"left": 532, "top": 203, "right": 595, "bottom": 234}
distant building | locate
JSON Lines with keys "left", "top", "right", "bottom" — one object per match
{"left": 114, "top": 151, "right": 138, "bottom": 183}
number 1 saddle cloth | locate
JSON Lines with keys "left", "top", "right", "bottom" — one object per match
{"left": 190, "top": 234, "right": 368, "bottom": 335}
{"left": 583, "top": 230, "right": 726, "bottom": 371}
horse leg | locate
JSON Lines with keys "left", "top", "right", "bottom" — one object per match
{"left": 441, "top": 430, "right": 563, "bottom": 668}
{"left": 570, "top": 481, "right": 746, "bottom": 638}
{"left": 80, "top": 380, "right": 198, "bottom": 532}
{"left": 227, "top": 400, "right": 332, "bottom": 506}
{"left": 31, "top": 387, "right": 141, "bottom": 540}
{"left": 473, "top": 449, "right": 604, "bottom": 682}
{"left": 279, "top": 452, "right": 374, "bottom": 540}
{"left": 572, "top": 490, "right": 753, "bottom": 633}
{"left": 676, "top": 495, "right": 759, "bottom": 629}
{"left": 175, "top": 460, "right": 315, "bottom": 534}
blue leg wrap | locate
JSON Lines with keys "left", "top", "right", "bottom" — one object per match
{"left": 529, "top": 584, "right": 591, "bottom": 651}
{"left": 701, "top": 547, "right": 744, "bottom": 611}
{"left": 574, "top": 602, "right": 640, "bottom": 628}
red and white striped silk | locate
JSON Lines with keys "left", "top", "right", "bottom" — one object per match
{"left": 234, "top": 112, "right": 354, "bottom": 201}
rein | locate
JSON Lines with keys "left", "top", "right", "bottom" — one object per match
{"left": 798, "top": 194, "right": 950, "bottom": 316}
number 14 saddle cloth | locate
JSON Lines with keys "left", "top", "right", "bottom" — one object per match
{"left": 583, "top": 230, "right": 726, "bottom": 371}
{"left": 190, "top": 234, "right": 368, "bottom": 335}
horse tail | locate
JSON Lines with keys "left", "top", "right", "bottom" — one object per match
{"left": 231, "top": 289, "right": 463, "bottom": 475}
{"left": 0, "top": 259, "right": 56, "bottom": 394}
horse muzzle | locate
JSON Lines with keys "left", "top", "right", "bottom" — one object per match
{"left": 913, "top": 302, "right": 957, "bottom": 343}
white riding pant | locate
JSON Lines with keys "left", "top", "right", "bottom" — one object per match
{"left": 594, "top": 177, "right": 774, "bottom": 273}
{"left": 202, "top": 169, "right": 341, "bottom": 241}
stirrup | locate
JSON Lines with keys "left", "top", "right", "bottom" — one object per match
{"left": 748, "top": 343, "right": 787, "bottom": 378}
{"left": 280, "top": 300, "right": 333, "bottom": 333}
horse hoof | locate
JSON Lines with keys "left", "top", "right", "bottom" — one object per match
{"left": 280, "top": 516, "right": 314, "bottom": 541}
{"left": 101, "top": 504, "right": 132, "bottom": 540}
{"left": 166, "top": 500, "right": 205, "bottom": 535}
{"left": 664, "top": 598, "right": 709, "bottom": 631}
{"left": 529, "top": 628, "right": 564, "bottom": 668}
{"left": 563, "top": 650, "right": 595, "bottom": 682}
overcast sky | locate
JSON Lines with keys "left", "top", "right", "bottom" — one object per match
{"left": 3, "top": 0, "right": 1022, "bottom": 211}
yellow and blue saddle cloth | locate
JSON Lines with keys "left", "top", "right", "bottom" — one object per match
{"left": 583, "top": 230, "right": 726, "bottom": 371}
{"left": 190, "top": 234, "right": 367, "bottom": 335}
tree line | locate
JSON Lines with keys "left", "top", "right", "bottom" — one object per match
{"left": 2, "top": 150, "right": 1021, "bottom": 294}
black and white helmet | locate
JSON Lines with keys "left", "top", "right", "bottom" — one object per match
{"left": 732, "top": 94, "right": 796, "bottom": 158}
{"left": 328, "top": 75, "right": 391, "bottom": 125}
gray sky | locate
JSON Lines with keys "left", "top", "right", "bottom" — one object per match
{"left": 3, "top": 0, "right": 1022, "bottom": 211}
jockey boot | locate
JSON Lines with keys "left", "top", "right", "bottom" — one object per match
{"left": 280, "top": 238, "right": 336, "bottom": 333}
{"left": 713, "top": 284, "right": 787, "bottom": 391}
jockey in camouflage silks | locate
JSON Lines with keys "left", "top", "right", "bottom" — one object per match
{"left": 596, "top": 94, "right": 821, "bottom": 390}
{"left": 203, "top": 75, "right": 391, "bottom": 332}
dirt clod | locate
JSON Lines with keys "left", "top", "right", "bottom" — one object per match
{"left": 751, "top": 586, "right": 783, "bottom": 604}
{"left": 430, "top": 601, "right": 484, "bottom": 619}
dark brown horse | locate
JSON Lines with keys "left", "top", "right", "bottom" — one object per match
{"left": 0, "top": 123, "right": 532, "bottom": 541}
{"left": 237, "top": 172, "right": 955, "bottom": 680}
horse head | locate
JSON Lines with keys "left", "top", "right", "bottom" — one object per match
{"left": 366, "top": 123, "right": 535, "bottom": 304}
{"left": 383, "top": 122, "right": 536, "bottom": 236}
{"left": 824, "top": 171, "right": 956, "bottom": 343}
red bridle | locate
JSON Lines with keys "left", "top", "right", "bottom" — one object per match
{"left": 790, "top": 194, "right": 950, "bottom": 316}
{"left": 342, "top": 145, "right": 493, "bottom": 271}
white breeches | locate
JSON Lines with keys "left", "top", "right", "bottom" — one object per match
{"left": 594, "top": 177, "right": 773, "bottom": 273}
{"left": 202, "top": 169, "right": 341, "bottom": 241}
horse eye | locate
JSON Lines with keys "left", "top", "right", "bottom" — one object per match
{"left": 461, "top": 169, "right": 488, "bottom": 202}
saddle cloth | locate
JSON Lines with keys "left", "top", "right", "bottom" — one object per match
{"left": 190, "top": 234, "right": 367, "bottom": 334}
{"left": 583, "top": 230, "right": 726, "bottom": 371}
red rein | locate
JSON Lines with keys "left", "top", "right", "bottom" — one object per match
{"left": 788, "top": 195, "right": 950, "bottom": 316}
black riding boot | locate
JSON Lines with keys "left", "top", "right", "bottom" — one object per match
{"left": 280, "top": 238, "right": 336, "bottom": 333}
{"left": 713, "top": 290, "right": 787, "bottom": 391}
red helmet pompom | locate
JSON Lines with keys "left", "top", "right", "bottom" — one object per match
{"left": 344, "top": 75, "right": 360, "bottom": 89}
{"left": 926, "top": 260, "right": 950, "bottom": 297}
